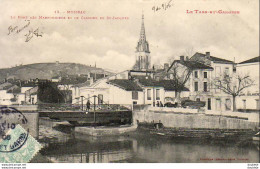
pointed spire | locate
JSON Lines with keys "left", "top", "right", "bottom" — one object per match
{"left": 136, "top": 12, "right": 150, "bottom": 53}
{"left": 140, "top": 12, "right": 146, "bottom": 42}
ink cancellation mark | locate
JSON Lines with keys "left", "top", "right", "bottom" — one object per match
{"left": 0, "top": 106, "right": 42, "bottom": 163}
{"left": 0, "top": 106, "right": 29, "bottom": 152}
{"left": 0, "top": 124, "right": 42, "bottom": 163}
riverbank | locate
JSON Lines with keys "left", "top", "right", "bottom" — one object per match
{"left": 74, "top": 124, "right": 137, "bottom": 136}
{"left": 133, "top": 107, "right": 259, "bottom": 130}
{"left": 30, "top": 117, "right": 259, "bottom": 163}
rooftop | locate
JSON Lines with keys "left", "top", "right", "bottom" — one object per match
{"left": 108, "top": 79, "right": 143, "bottom": 91}
{"left": 135, "top": 77, "right": 189, "bottom": 91}
{"left": 239, "top": 56, "right": 260, "bottom": 64}
{"left": 194, "top": 52, "right": 234, "bottom": 64}
{"left": 172, "top": 60, "right": 214, "bottom": 70}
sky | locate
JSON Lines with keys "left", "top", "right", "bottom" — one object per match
{"left": 0, "top": 0, "right": 259, "bottom": 72}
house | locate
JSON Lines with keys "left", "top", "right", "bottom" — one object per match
{"left": 72, "top": 73, "right": 189, "bottom": 106}
{"left": 236, "top": 56, "right": 260, "bottom": 112}
{"left": 0, "top": 83, "right": 22, "bottom": 105}
{"left": 189, "top": 52, "right": 235, "bottom": 111}
{"left": 72, "top": 78, "right": 142, "bottom": 105}
{"left": 167, "top": 55, "right": 214, "bottom": 105}
{"left": 167, "top": 52, "right": 235, "bottom": 111}
{"left": 23, "top": 86, "right": 38, "bottom": 104}
{"left": 135, "top": 77, "right": 189, "bottom": 105}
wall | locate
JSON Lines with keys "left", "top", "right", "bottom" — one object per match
{"left": 164, "top": 91, "right": 189, "bottom": 102}
{"left": 109, "top": 85, "right": 134, "bottom": 105}
{"left": 236, "top": 62, "right": 259, "bottom": 94}
{"left": 143, "top": 87, "right": 164, "bottom": 105}
{"left": 236, "top": 62, "right": 259, "bottom": 111}
{"left": 0, "top": 90, "right": 14, "bottom": 105}
{"left": 8, "top": 105, "right": 39, "bottom": 139}
{"left": 133, "top": 107, "right": 258, "bottom": 130}
{"left": 73, "top": 80, "right": 144, "bottom": 105}
{"left": 21, "top": 87, "right": 33, "bottom": 93}
{"left": 236, "top": 95, "right": 259, "bottom": 111}
{"left": 188, "top": 62, "right": 235, "bottom": 111}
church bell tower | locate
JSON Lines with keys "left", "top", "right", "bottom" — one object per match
{"left": 133, "top": 14, "right": 151, "bottom": 71}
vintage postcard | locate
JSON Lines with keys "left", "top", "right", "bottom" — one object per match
{"left": 0, "top": 0, "right": 259, "bottom": 168}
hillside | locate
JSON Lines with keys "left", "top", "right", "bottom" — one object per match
{"left": 0, "top": 62, "right": 112, "bottom": 81}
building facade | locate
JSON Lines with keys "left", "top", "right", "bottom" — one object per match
{"left": 236, "top": 56, "right": 260, "bottom": 112}
{"left": 166, "top": 52, "right": 235, "bottom": 111}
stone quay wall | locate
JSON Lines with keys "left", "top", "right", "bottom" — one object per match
{"left": 10, "top": 105, "right": 39, "bottom": 139}
{"left": 133, "top": 107, "right": 259, "bottom": 130}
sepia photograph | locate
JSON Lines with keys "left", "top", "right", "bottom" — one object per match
{"left": 0, "top": 0, "right": 259, "bottom": 168}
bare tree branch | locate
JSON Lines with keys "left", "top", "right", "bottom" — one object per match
{"left": 212, "top": 72, "right": 255, "bottom": 111}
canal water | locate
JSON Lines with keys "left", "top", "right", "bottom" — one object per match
{"left": 37, "top": 122, "right": 259, "bottom": 163}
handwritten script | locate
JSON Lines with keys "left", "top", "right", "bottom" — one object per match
{"left": 7, "top": 20, "right": 43, "bottom": 42}
{"left": 152, "top": 0, "right": 173, "bottom": 12}
{"left": 24, "top": 28, "right": 43, "bottom": 42}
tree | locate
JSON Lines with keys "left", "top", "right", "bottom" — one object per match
{"left": 57, "top": 83, "right": 72, "bottom": 103}
{"left": 212, "top": 73, "right": 254, "bottom": 111}
{"left": 167, "top": 47, "right": 195, "bottom": 64}
{"left": 167, "top": 61, "right": 193, "bottom": 104}
{"left": 38, "top": 81, "right": 64, "bottom": 103}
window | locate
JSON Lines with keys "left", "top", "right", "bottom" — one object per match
{"left": 147, "top": 89, "right": 151, "bottom": 100}
{"left": 256, "top": 99, "right": 259, "bottom": 110}
{"left": 225, "top": 67, "right": 230, "bottom": 76}
{"left": 208, "top": 98, "right": 211, "bottom": 110}
{"left": 156, "top": 89, "right": 160, "bottom": 100}
{"left": 196, "top": 98, "right": 200, "bottom": 101}
{"left": 215, "top": 66, "right": 221, "bottom": 77}
{"left": 216, "top": 82, "right": 221, "bottom": 93}
{"left": 169, "top": 74, "right": 173, "bottom": 79}
{"left": 194, "top": 71, "right": 198, "bottom": 78}
{"left": 243, "top": 99, "right": 246, "bottom": 110}
{"left": 203, "top": 82, "right": 208, "bottom": 92}
{"left": 225, "top": 99, "right": 231, "bottom": 110}
{"left": 216, "top": 99, "right": 221, "bottom": 111}
{"left": 194, "top": 82, "right": 198, "bottom": 91}
{"left": 204, "top": 72, "right": 207, "bottom": 78}
{"left": 98, "top": 94, "right": 103, "bottom": 104}
{"left": 132, "top": 91, "right": 138, "bottom": 100}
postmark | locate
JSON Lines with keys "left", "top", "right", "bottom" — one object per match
{"left": 0, "top": 106, "right": 42, "bottom": 163}
{"left": 0, "top": 106, "right": 29, "bottom": 152}
{"left": 0, "top": 124, "right": 42, "bottom": 163}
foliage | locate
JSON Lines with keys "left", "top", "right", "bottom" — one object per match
{"left": 38, "top": 81, "right": 64, "bottom": 103}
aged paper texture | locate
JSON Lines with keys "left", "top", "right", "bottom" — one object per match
{"left": 0, "top": 0, "right": 259, "bottom": 166}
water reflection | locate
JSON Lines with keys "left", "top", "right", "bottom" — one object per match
{"left": 40, "top": 129, "right": 259, "bottom": 163}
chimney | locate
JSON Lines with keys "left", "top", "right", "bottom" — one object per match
{"left": 205, "top": 52, "right": 210, "bottom": 59}
{"left": 164, "top": 63, "right": 169, "bottom": 71}
{"left": 180, "top": 56, "right": 184, "bottom": 62}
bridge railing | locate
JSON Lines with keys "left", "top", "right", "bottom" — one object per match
{"left": 37, "top": 103, "right": 132, "bottom": 112}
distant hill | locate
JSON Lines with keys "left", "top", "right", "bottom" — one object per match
{"left": 0, "top": 62, "right": 113, "bottom": 81}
